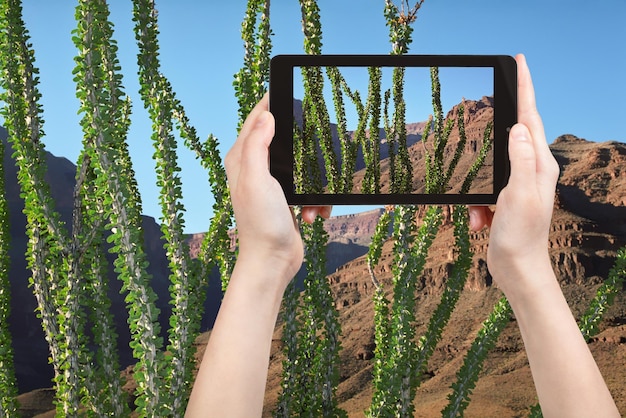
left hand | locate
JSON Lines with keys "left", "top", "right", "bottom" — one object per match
{"left": 225, "top": 94, "right": 331, "bottom": 283}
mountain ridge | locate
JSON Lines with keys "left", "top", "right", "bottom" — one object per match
{"left": 3, "top": 127, "right": 626, "bottom": 415}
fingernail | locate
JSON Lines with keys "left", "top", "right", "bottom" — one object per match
{"left": 511, "top": 125, "right": 529, "bottom": 141}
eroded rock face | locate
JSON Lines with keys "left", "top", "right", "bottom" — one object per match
{"left": 264, "top": 135, "right": 626, "bottom": 417}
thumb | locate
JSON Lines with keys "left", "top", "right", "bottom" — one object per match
{"left": 240, "top": 110, "right": 275, "bottom": 177}
{"left": 507, "top": 123, "right": 537, "bottom": 193}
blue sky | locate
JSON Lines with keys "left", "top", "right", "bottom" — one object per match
{"left": 294, "top": 66, "right": 493, "bottom": 130}
{"left": 14, "top": 0, "right": 626, "bottom": 233}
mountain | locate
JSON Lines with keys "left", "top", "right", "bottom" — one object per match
{"left": 189, "top": 105, "right": 626, "bottom": 415}
{"left": 293, "top": 98, "right": 424, "bottom": 177}
{"left": 294, "top": 95, "right": 494, "bottom": 195}
{"left": 7, "top": 125, "right": 626, "bottom": 415}
{"left": 262, "top": 135, "right": 626, "bottom": 416}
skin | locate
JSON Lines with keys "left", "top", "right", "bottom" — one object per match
{"left": 185, "top": 94, "right": 331, "bottom": 417}
{"left": 469, "top": 54, "right": 619, "bottom": 417}
{"left": 186, "top": 55, "right": 619, "bottom": 417}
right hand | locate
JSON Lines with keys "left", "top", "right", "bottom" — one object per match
{"left": 468, "top": 54, "right": 560, "bottom": 298}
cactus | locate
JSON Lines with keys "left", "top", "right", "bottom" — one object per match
{"left": 442, "top": 297, "right": 512, "bottom": 417}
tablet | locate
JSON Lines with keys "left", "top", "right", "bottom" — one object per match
{"left": 269, "top": 54, "right": 516, "bottom": 205}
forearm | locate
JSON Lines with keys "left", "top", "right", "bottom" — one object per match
{"left": 504, "top": 264, "right": 619, "bottom": 417}
{"left": 186, "top": 257, "right": 289, "bottom": 417}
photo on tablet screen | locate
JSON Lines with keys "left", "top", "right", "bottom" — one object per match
{"left": 292, "top": 66, "right": 494, "bottom": 195}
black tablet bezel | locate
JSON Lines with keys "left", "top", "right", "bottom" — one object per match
{"left": 269, "top": 54, "right": 516, "bottom": 206}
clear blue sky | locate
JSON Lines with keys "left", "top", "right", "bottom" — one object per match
{"left": 14, "top": 0, "right": 626, "bottom": 234}
{"left": 295, "top": 66, "right": 493, "bottom": 130}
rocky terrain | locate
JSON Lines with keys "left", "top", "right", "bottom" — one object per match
{"left": 293, "top": 97, "right": 425, "bottom": 186}
{"left": 355, "top": 96, "right": 495, "bottom": 195}
{"left": 191, "top": 134, "right": 626, "bottom": 417}
{"left": 5, "top": 125, "right": 626, "bottom": 416}
{"left": 297, "top": 94, "right": 496, "bottom": 195}
{"left": 261, "top": 134, "right": 626, "bottom": 416}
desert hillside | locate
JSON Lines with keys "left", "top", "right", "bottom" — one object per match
{"left": 260, "top": 135, "right": 626, "bottom": 417}
{"left": 8, "top": 132, "right": 626, "bottom": 416}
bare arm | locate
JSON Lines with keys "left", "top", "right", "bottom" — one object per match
{"left": 185, "top": 95, "right": 330, "bottom": 417}
{"left": 470, "top": 54, "right": 619, "bottom": 417}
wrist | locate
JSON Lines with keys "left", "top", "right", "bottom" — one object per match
{"left": 490, "top": 253, "right": 556, "bottom": 305}
{"left": 230, "top": 249, "right": 301, "bottom": 298}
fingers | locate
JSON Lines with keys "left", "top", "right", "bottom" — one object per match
{"left": 468, "top": 206, "right": 494, "bottom": 231}
{"left": 239, "top": 110, "right": 274, "bottom": 180}
{"left": 235, "top": 93, "right": 270, "bottom": 149}
{"left": 515, "top": 54, "right": 543, "bottom": 139}
{"left": 507, "top": 123, "right": 538, "bottom": 198}
{"left": 301, "top": 206, "right": 332, "bottom": 224}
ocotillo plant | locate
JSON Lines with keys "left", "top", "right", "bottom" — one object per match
{"left": 0, "top": 0, "right": 233, "bottom": 415}
{"left": 276, "top": 1, "right": 345, "bottom": 416}
{"left": 73, "top": 0, "right": 165, "bottom": 414}
{"left": 441, "top": 296, "right": 512, "bottom": 417}
{"left": 367, "top": 1, "right": 504, "bottom": 416}
{"left": 279, "top": 0, "right": 498, "bottom": 415}
{"left": 1, "top": 1, "right": 88, "bottom": 414}
{"left": 234, "top": 0, "right": 272, "bottom": 130}
{"left": 131, "top": 0, "right": 208, "bottom": 414}
{"left": 579, "top": 247, "right": 626, "bottom": 341}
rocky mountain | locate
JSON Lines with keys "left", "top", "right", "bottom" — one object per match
{"left": 186, "top": 115, "right": 626, "bottom": 416}
{"left": 261, "top": 135, "right": 626, "bottom": 416}
{"left": 293, "top": 98, "right": 425, "bottom": 179}
{"left": 352, "top": 95, "right": 495, "bottom": 195}
{"left": 7, "top": 124, "right": 626, "bottom": 415}
{"left": 295, "top": 95, "right": 495, "bottom": 195}
{"left": 187, "top": 207, "right": 387, "bottom": 279}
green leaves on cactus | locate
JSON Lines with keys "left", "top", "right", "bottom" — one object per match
{"left": 579, "top": 246, "right": 626, "bottom": 341}
{"left": 442, "top": 297, "right": 512, "bottom": 417}
{"left": 368, "top": 3, "right": 504, "bottom": 416}
{"left": 275, "top": 2, "right": 345, "bottom": 416}
{"left": 234, "top": 0, "right": 272, "bottom": 129}
{"left": 0, "top": 0, "right": 237, "bottom": 414}
{"left": 132, "top": 1, "right": 210, "bottom": 414}
{"left": 0, "top": 96, "right": 19, "bottom": 417}
{"left": 73, "top": 0, "right": 164, "bottom": 414}
{"left": 368, "top": 205, "right": 442, "bottom": 417}
{"left": 1, "top": 0, "right": 82, "bottom": 414}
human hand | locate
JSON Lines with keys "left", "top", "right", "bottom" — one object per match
{"left": 468, "top": 54, "right": 560, "bottom": 298}
{"left": 225, "top": 94, "right": 331, "bottom": 285}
